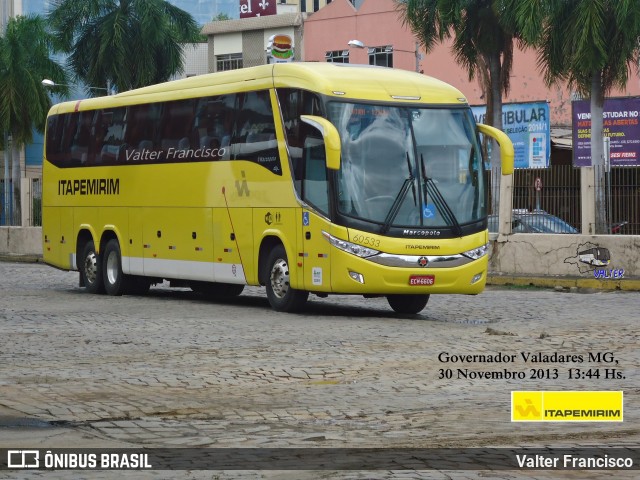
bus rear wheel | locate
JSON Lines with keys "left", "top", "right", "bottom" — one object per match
{"left": 386, "top": 294, "right": 430, "bottom": 314}
{"left": 265, "top": 245, "right": 308, "bottom": 312}
{"left": 80, "top": 240, "right": 104, "bottom": 294}
{"left": 103, "top": 239, "right": 127, "bottom": 296}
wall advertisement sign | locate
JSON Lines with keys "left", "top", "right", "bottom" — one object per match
{"left": 240, "top": 0, "right": 277, "bottom": 19}
{"left": 572, "top": 97, "right": 640, "bottom": 167}
{"left": 266, "top": 34, "right": 294, "bottom": 63}
{"left": 471, "top": 101, "right": 550, "bottom": 169}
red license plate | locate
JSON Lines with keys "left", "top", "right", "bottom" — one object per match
{"left": 409, "top": 275, "right": 435, "bottom": 286}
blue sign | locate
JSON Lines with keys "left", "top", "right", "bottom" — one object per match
{"left": 422, "top": 203, "right": 435, "bottom": 219}
{"left": 302, "top": 211, "right": 309, "bottom": 226}
{"left": 471, "top": 101, "right": 550, "bottom": 169}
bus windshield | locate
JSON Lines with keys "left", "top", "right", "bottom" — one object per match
{"left": 328, "top": 102, "right": 485, "bottom": 233}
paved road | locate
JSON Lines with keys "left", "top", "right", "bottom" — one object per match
{"left": 0, "top": 262, "right": 638, "bottom": 479}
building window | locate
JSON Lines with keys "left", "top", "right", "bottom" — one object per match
{"left": 314, "top": 0, "right": 320, "bottom": 11}
{"left": 325, "top": 50, "right": 349, "bottom": 64}
{"left": 368, "top": 46, "right": 393, "bottom": 68}
{"left": 301, "top": 0, "right": 306, "bottom": 12}
{"left": 216, "top": 53, "right": 243, "bottom": 72}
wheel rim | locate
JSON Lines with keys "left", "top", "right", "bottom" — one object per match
{"left": 269, "top": 258, "right": 290, "bottom": 299}
{"left": 84, "top": 252, "right": 98, "bottom": 284}
{"left": 106, "top": 251, "right": 119, "bottom": 285}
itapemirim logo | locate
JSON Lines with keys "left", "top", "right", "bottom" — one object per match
{"left": 512, "top": 391, "right": 623, "bottom": 422}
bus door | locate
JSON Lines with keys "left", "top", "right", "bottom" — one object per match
{"left": 299, "top": 136, "right": 332, "bottom": 292}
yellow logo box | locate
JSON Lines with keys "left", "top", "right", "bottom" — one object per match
{"left": 512, "top": 391, "right": 623, "bottom": 422}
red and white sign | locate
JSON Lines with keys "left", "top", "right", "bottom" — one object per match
{"left": 409, "top": 275, "right": 435, "bottom": 286}
{"left": 240, "top": 0, "right": 277, "bottom": 19}
{"left": 534, "top": 177, "right": 542, "bottom": 191}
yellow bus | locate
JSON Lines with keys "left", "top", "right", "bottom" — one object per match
{"left": 43, "top": 63, "right": 513, "bottom": 314}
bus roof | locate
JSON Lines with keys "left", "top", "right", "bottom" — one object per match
{"left": 50, "top": 63, "right": 468, "bottom": 114}
{"left": 272, "top": 63, "right": 467, "bottom": 105}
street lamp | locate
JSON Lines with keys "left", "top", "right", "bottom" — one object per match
{"left": 42, "top": 79, "right": 110, "bottom": 94}
{"left": 347, "top": 39, "right": 421, "bottom": 72}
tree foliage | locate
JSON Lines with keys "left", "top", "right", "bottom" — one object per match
{"left": 0, "top": 15, "right": 68, "bottom": 147}
{"left": 48, "top": 0, "right": 202, "bottom": 94}
{"left": 396, "top": 0, "right": 521, "bottom": 130}
{"left": 504, "top": 0, "right": 640, "bottom": 100}
{"left": 213, "top": 13, "right": 231, "bottom": 22}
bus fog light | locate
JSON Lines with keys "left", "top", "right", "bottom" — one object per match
{"left": 471, "top": 272, "right": 483, "bottom": 284}
{"left": 349, "top": 271, "right": 365, "bottom": 284}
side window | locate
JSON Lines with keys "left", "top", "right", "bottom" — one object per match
{"left": 45, "top": 115, "right": 65, "bottom": 167}
{"left": 231, "top": 90, "right": 281, "bottom": 175}
{"left": 124, "top": 104, "right": 161, "bottom": 162}
{"left": 158, "top": 99, "right": 196, "bottom": 160}
{"left": 69, "top": 111, "right": 94, "bottom": 165}
{"left": 302, "top": 135, "right": 329, "bottom": 214}
{"left": 277, "top": 88, "right": 325, "bottom": 200}
{"left": 96, "top": 108, "right": 127, "bottom": 164}
{"left": 193, "top": 94, "right": 235, "bottom": 160}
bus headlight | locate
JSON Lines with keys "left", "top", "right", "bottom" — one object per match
{"left": 322, "top": 231, "right": 379, "bottom": 258}
{"left": 462, "top": 243, "right": 489, "bottom": 260}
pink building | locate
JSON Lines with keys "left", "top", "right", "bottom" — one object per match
{"left": 304, "top": 0, "right": 640, "bottom": 126}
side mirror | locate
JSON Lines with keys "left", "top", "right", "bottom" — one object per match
{"left": 477, "top": 123, "right": 514, "bottom": 175}
{"left": 301, "top": 115, "right": 341, "bottom": 170}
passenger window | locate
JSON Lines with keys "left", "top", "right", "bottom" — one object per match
{"left": 158, "top": 99, "right": 196, "bottom": 159}
{"left": 97, "top": 108, "right": 127, "bottom": 164}
{"left": 193, "top": 95, "right": 235, "bottom": 160}
{"left": 231, "top": 90, "right": 281, "bottom": 174}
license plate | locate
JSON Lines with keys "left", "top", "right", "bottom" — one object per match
{"left": 409, "top": 275, "right": 435, "bottom": 286}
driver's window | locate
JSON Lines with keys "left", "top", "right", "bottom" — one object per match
{"left": 302, "top": 136, "right": 329, "bottom": 215}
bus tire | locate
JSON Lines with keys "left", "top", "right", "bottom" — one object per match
{"left": 102, "top": 239, "right": 127, "bottom": 296}
{"left": 191, "top": 281, "right": 244, "bottom": 300}
{"left": 265, "top": 245, "right": 308, "bottom": 312}
{"left": 80, "top": 239, "right": 104, "bottom": 294}
{"left": 386, "top": 294, "right": 430, "bottom": 314}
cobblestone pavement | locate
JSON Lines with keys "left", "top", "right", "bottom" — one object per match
{"left": 0, "top": 262, "right": 638, "bottom": 479}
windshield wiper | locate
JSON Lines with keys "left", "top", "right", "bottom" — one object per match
{"left": 420, "top": 154, "right": 463, "bottom": 236}
{"left": 380, "top": 153, "right": 416, "bottom": 234}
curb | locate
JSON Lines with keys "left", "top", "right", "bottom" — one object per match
{"left": 0, "top": 253, "right": 43, "bottom": 263}
{"left": 487, "top": 274, "right": 640, "bottom": 291}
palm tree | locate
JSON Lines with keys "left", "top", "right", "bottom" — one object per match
{"left": 397, "top": 0, "right": 519, "bottom": 133}
{"left": 48, "top": 0, "right": 202, "bottom": 95}
{"left": 396, "top": 0, "right": 520, "bottom": 215}
{"left": 506, "top": 0, "right": 640, "bottom": 233}
{"left": 0, "top": 15, "right": 68, "bottom": 224}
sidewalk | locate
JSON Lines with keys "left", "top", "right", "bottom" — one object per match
{"left": 487, "top": 272, "right": 640, "bottom": 291}
{"left": 0, "top": 253, "right": 43, "bottom": 263}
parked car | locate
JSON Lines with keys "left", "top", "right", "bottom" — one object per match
{"left": 488, "top": 210, "right": 578, "bottom": 234}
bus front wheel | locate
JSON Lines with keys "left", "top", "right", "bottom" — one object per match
{"left": 265, "top": 245, "right": 308, "bottom": 312}
{"left": 80, "top": 240, "right": 104, "bottom": 294}
{"left": 386, "top": 294, "right": 430, "bottom": 314}
{"left": 103, "top": 239, "right": 127, "bottom": 296}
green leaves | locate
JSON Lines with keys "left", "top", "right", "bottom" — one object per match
{"left": 48, "top": 0, "right": 201, "bottom": 94}
{"left": 0, "top": 15, "right": 68, "bottom": 147}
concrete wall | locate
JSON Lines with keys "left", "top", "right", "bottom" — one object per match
{"left": 490, "top": 234, "right": 640, "bottom": 277}
{"left": 0, "top": 227, "right": 42, "bottom": 256}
